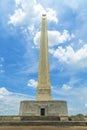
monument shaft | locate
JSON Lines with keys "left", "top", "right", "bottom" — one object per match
{"left": 36, "top": 15, "right": 51, "bottom": 101}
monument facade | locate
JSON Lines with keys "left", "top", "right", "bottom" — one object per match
{"left": 19, "top": 15, "right": 68, "bottom": 119}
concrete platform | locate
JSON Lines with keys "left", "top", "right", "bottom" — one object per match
{"left": 19, "top": 100, "right": 68, "bottom": 118}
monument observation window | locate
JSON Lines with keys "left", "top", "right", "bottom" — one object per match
{"left": 41, "top": 108, "right": 45, "bottom": 116}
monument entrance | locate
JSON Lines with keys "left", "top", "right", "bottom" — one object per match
{"left": 41, "top": 108, "right": 45, "bottom": 116}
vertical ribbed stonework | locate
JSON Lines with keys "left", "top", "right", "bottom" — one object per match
{"left": 36, "top": 14, "right": 51, "bottom": 101}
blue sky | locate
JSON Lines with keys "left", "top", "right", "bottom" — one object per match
{"left": 0, "top": 0, "right": 87, "bottom": 115}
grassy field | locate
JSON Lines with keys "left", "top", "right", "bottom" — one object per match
{"left": 0, "top": 126, "right": 87, "bottom": 130}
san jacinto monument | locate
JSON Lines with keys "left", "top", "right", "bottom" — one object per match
{"left": 19, "top": 14, "right": 68, "bottom": 120}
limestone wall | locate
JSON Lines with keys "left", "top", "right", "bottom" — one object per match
{"left": 0, "top": 116, "right": 21, "bottom": 121}
{"left": 19, "top": 100, "right": 68, "bottom": 117}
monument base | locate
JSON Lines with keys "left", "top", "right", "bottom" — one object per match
{"left": 19, "top": 100, "right": 68, "bottom": 120}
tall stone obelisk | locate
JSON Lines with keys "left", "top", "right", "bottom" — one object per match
{"left": 36, "top": 14, "right": 51, "bottom": 101}
{"left": 19, "top": 15, "right": 68, "bottom": 119}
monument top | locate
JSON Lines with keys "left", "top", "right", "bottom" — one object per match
{"left": 42, "top": 14, "right": 46, "bottom": 20}
{"left": 42, "top": 14, "right": 46, "bottom": 16}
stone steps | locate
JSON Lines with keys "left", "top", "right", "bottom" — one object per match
{"left": 0, "top": 121, "right": 87, "bottom": 126}
{"left": 20, "top": 116, "right": 61, "bottom": 121}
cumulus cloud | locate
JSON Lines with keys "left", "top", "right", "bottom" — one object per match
{"left": 34, "top": 30, "right": 74, "bottom": 47}
{"left": 49, "top": 44, "right": 87, "bottom": 68}
{"left": 62, "top": 84, "right": 72, "bottom": 91}
{"left": 9, "top": 0, "right": 58, "bottom": 27}
{"left": 9, "top": 9, "right": 26, "bottom": 25}
{"left": 27, "top": 79, "right": 37, "bottom": 88}
{"left": 0, "top": 87, "right": 33, "bottom": 115}
{"left": 0, "top": 87, "right": 10, "bottom": 98}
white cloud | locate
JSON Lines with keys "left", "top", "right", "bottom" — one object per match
{"left": 27, "top": 79, "right": 37, "bottom": 88}
{"left": 0, "top": 87, "right": 33, "bottom": 115}
{"left": 85, "top": 104, "right": 87, "bottom": 108}
{"left": 0, "top": 87, "right": 10, "bottom": 97}
{"left": 46, "top": 8, "right": 58, "bottom": 23}
{"left": 9, "top": 0, "right": 58, "bottom": 28}
{"left": 15, "top": 0, "right": 21, "bottom": 5}
{"left": 9, "top": 9, "right": 26, "bottom": 25}
{"left": 50, "top": 44, "right": 87, "bottom": 68}
{"left": 62, "top": 84, "right": 72, "bottom": 91}
{"left": 34, "top": 30, "right": 74, "bottom": 47}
